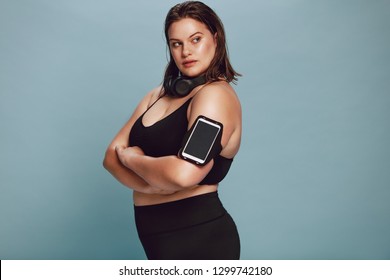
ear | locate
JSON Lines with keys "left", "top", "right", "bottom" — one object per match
{"left": 213, "top": 32, "right": 218, "bottom": 45}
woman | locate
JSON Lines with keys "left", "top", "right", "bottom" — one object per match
{"left": 103, "top": 1, "right": 242, "bottom": 260}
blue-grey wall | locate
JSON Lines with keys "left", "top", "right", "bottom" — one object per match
{"left": 1, "top": 0, "right": 389, "bottom": 260}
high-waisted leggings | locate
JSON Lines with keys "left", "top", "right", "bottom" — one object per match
{"left": 134, "top": 191, "right": 240, "bottom": 260}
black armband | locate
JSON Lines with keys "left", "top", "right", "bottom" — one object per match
{"left": 178, "top": 115, "right": 223, "bottom": 166}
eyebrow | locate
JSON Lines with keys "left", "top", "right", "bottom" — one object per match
{"left": 169, "top": 32, "right": 204, "bottom": 41}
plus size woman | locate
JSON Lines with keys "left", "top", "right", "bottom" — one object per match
{"left": 103, "top": 1, "right": 242, "bottom": 260}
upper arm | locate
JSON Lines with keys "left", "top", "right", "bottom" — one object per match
{"left": 168, "top": 83, "right": 241, "bottom": 187}
{"left": 188, "top": 82, "right": 242, "bottom": 153}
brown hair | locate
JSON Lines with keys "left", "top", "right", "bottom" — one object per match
{"left": 162, "top": 1, "right": 240, "bottom": 95}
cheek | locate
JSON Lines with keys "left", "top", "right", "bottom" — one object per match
{"left": 170, "top": 49, "right": 181, "bottom": 63}
{"left": 199, "top": 42, "right": 216, "bottom": 61}
{"left": 170, "top": 48, "right": 176, "bottom": 58}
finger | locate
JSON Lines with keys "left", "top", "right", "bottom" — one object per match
{"left": 115, "top": 145, "right": 124, "bottom": 154}
{"left": 115, "top": 146, "right": 126, "bottom": 165}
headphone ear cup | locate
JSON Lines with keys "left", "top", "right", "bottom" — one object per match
{"left": 172, "top": 77, "right": 193, "bottom": 97}
{"left": 165, "top": 75, "right": 207, "bottom": 98}
{"left": 164, "top": 76, "right": 175, "bottom": 96}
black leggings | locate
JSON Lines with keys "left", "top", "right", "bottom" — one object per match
{"left": 134, "top": 192, "right": 240, "bottom": 260}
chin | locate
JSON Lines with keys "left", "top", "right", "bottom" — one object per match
{"left": 181, "top": 69, "right": 205, "bottom": 78}
{"left": 180, "top": 65, "right": 207, "bottom": 77}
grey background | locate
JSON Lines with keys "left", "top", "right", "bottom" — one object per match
{"left": 1, "top": 0, "right": 389, "bottom": 259}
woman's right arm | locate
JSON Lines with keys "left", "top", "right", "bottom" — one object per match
{"left": 103, "top": 87, "right": 173, "bottom": 195}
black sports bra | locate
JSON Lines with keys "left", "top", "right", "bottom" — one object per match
{"left": 129, "top": 98, "right": 233, "bottom": 185}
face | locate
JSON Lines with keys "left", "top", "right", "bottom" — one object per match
{"left": 168, "top": 17, "right": 217, "bottom": 77}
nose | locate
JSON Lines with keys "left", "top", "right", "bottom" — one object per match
{"left": 182, "top": 43, "right": 191, "bottom": 57}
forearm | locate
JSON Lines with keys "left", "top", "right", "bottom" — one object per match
{"left": 116, "top": 147, "right": 213, "bottom": 191}
{"left": 103, "top": 149, "right": 175, "bottom": 195}
{"left": 125, "top": 155, "right": 187, "bottom": 192}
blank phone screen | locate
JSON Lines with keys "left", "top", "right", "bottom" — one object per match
{"left": 183, "top": 120, "right": 220, "bottom": 160}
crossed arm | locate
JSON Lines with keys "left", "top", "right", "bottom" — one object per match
{"left": 103, "top": 84, "right": 238, "bottom": 195}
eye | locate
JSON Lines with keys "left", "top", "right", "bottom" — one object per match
{"left": 192, "top": 36, "right": 201, "bottom": 43}
{"left": 171, "top": 41, "right": 182, "bottom": 48}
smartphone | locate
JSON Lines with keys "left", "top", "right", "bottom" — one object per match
{"left": 180, "top": 116, "right": 222, "bottom": 165}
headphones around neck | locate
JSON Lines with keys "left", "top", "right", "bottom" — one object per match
{"left": 165, "top": 75, "right": 207, "bottom": 98}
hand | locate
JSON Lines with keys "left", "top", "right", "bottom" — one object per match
{"left": 115, "top": 145, "right": 144, "bottom": 168}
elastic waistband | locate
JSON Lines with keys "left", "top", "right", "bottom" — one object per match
{"left": 134, "top": 192, "right": 226, "bottom": 236}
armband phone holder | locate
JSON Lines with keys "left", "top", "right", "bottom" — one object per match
{"left": 179, "top": 115, "right": 223, "bottom": 166}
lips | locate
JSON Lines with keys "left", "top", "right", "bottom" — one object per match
{"left": 183, "top": 60, "right": 197, "bottom": 68}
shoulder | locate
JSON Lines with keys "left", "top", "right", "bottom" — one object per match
{"left": 128, "top": 85, "right": 162, "bottom": 121}
{"left": 189, "top": 81, "right": 241, "bottom": 124}
{"left": 195, "top": 80, "right": 238, "bottom": 103}
{"left": 145, "top": 85, "right": 163, "bottom": 107}
{"left": 134, "top": 85, "right": 162, "bottom": 112}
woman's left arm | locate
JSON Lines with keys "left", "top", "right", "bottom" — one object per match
{"left": 116, "top": 83, "right": 241, "bottom": 192}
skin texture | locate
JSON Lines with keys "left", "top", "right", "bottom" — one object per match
{"left": 103, "top": 18, "right": 242, "bottom": 206}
